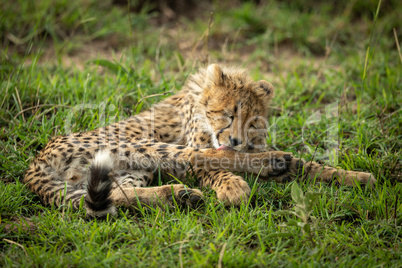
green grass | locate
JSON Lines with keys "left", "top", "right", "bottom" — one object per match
{"left": 1, "top": 0, "right": 401, "bottom": 266}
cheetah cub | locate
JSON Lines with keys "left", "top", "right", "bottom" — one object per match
{"left": 24, "top": 64, "right": 376, "bottom": 217}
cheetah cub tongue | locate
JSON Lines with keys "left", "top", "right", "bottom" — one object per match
{"left": 217, "top": 145, "right": 235, "bottom": 151}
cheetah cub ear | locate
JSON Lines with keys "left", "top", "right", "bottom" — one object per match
{"left": 254, "top": 80, "right": 275, "bottom": 102}
{"left": 205, "top": 64, "right": 224, "bottom": 87}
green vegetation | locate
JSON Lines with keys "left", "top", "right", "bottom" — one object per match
{"left": 1, "top": 0, "right": 401, "bottom": 266}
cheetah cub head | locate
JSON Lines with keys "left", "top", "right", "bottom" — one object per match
{"left": 201, "top": 64, "right": 274, "bottom": 153}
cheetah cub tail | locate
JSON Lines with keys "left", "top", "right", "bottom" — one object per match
{"left": 85, "top": 151, "right": 117, "bottom": 218}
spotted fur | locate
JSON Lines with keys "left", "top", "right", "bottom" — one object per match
{"left": 23, "top": 64, "right": 376, "bottom": 217}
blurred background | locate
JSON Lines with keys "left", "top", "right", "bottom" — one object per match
{"left": 2, "top": 0, "right": 400, "bottom": 73}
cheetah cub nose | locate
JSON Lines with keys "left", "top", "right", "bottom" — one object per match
{"left": 229, "top": 136, "right": 242, "bottom": 147}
